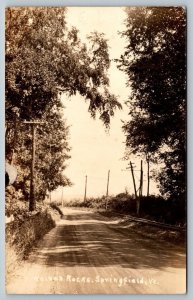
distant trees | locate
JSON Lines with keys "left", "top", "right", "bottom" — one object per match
{"left": 118, "top": 7, "right": 186, "bottom": 200}
{"left": 5, "top": 7, "right": 121, "bottom": 202}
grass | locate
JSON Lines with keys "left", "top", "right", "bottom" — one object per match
{"left": 118, "top": 217, "right": 186, "bottom": 244}
{"left": 62, "top": 196, "right": 186, "bottom": 245}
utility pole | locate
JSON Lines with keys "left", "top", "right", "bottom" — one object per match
{"left": 24, "top": 120, "right": 45, "bottom": 211}
{"left": 61, "top": 187, "right": 64, "bottom": 207}
{"left": 136, "top": 160, "right": 143, "bottom": 216}
{"left": 139, "top": 160, "right": 143, "bottom": 197}
{"left": 129, "top": 161, "right": 137, "bottom": 198}
{"left": 128, "top": 161, "right": 139, "bottom": 215}
{"left": 84, "top": 175, "right": 87, "bottom": 202}
{"left": 30, "top": 123, "right": 35, "bottom": 211}
{"left": 105, "top": 170, "right": 110, "bottom": 210}
{"left": 147, "top": 154, "right": 150, "bottom": 197}
{"left": 106, "top": 170, "right": 110, "bottom": 197}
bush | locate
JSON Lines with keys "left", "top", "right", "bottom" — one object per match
{"left": 6, "top": 209, "right": 55, "bottom": 258}
{"left": 64, "top": 196, "right": 109, "bottom": 210}
{"left": 50, "top": 202, "right": 64, "bottom": 216}
{"left": 63, "top": 193, "right": 186, "bottom": 225}
{"left": 5, "top": 205, "right": 59, "bottom": 278}
{"left": 110, "top": 194, "right": 136, "bottom": 212}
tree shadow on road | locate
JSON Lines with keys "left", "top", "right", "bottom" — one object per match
{"left": 29, "top": 211, "right": 186, "bottom": 270}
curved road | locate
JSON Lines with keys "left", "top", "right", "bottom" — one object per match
{"left": 6, "top": 208, "right": 186, "bottom": 294}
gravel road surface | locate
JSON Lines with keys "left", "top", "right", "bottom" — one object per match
{"left": 6, "top": 207, "right": 186, "bottom": 294}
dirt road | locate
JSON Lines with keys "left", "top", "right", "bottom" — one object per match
{"left": 6, "top": 208, "right": 186, "bottom": 294}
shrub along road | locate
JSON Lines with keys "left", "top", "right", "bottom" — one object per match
{"left": 6, "top": 208, "right": 186, "bottom": 294}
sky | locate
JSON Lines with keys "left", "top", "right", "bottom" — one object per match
{"left": 52, "top": 7, "right": 159, "bottom": 201}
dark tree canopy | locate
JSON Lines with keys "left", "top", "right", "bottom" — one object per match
{"left": 118, "top": 7, "right": 186, "bottom": 199}
{"left": 6, "top": 7, "right": 121, "bottom": 126}
{"left": 5, "top": 7, "right": 121, "bottom": 201}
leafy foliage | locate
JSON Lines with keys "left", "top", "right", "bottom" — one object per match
{"left": 118, "top": 7, "right": 186, "bottom": 199}
{"left": 9, "top": 108, "right": 72, "bottom": 201}
{"left": 63, "top": 193, "right": 185, "bottom": 225}
{"left": 5, "top": 7, "right": 121, "bottom": 202}
{"left": 6, "top": 7, "right": 121, "bottom": 126}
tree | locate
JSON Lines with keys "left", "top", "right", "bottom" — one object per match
{"left": 35, "top": 107, "right": 72, "bottom": 199}
{"left": 118, "top": 7, "right": 186, "bottom": 200}
{"left": 11, "top": 107, "right": 71, "bottom": 202}
{"left": 5, "top": 7, "right": 121, "bottom": 126}
{"left": 5, "top": 8, "right": 121, "bottom": 203}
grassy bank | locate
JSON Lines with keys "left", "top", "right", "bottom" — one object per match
{"left": 99, "top": 210, "right": 186, "bottom": 245}
{"left": 63, "top": 195, "right": 186, "bottom": 245}
{"left": 5, "top": 192, "right": 62, "bottom": 277}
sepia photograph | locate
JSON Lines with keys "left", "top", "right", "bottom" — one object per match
{"left": 5, "top": 6, "right": 186, "bottom": 294}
